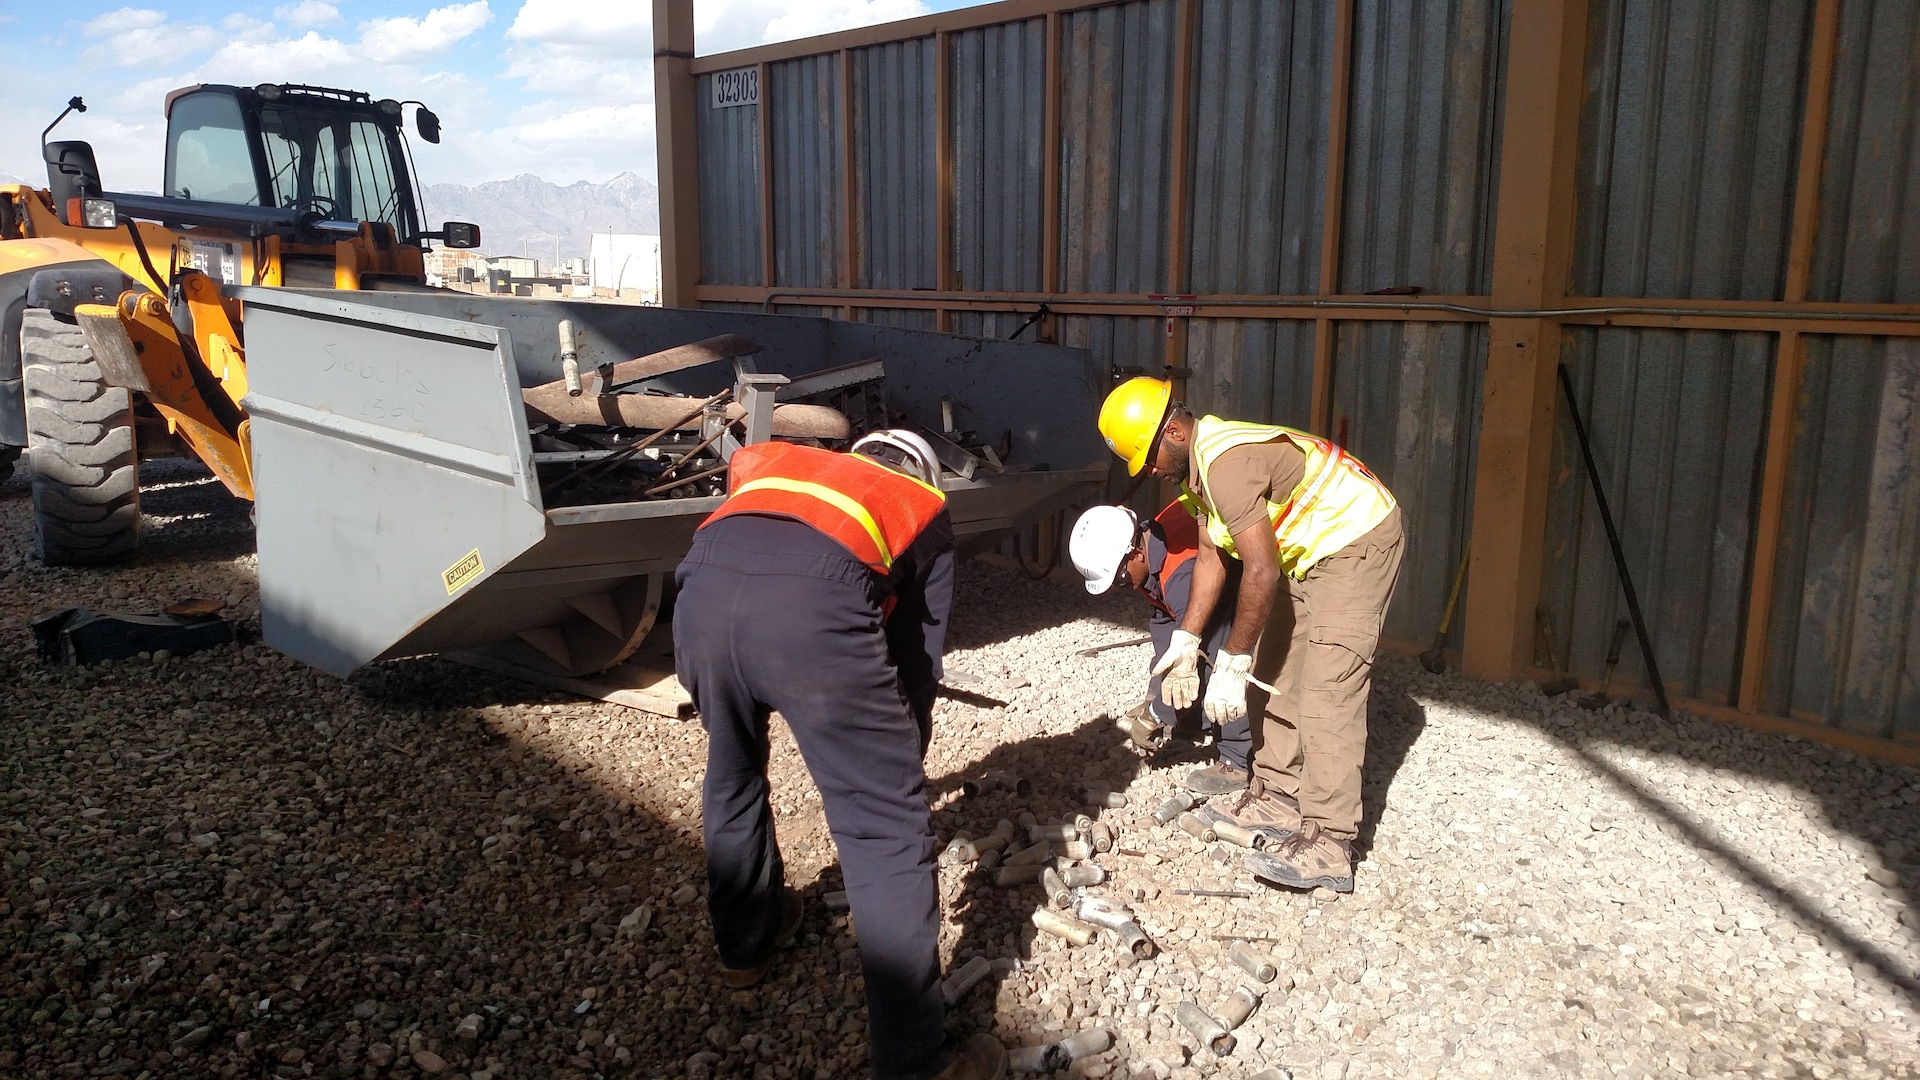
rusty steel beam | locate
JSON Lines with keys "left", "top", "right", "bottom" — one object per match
{"left": 1783, "top": 0, "right": 1842, "bottom": 305}
{"left": 690, "top": 0, "right": 1090, "bottom": 73}
{"left": 1042, "top": 11, "right": 1063, "bottom": 296}
{"left": 758, "top": 62, "right": 776, "bottom": 289}
{"left": 839, "top": 48, "right": 858, "bottom": 316}
{"left": 653, "top": 0, "right": 701, "bottom": 308}
{"left": 1163, "top": 0, "right": 1197, "bottom": 395}
{"left": 1461, "top": 0, "right": 1590, "bottom": 683}
{"left": 935, "top": 29, "right": 954, "bottom": 334}
{"left": 1311, "top": 0, "right": 1355, "bottom": 437}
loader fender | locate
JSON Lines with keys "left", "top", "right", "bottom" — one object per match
{"left": 0, "top": 249, "right": 125, "bottom": 447}
{"left": 27, "top": 267, "right": 135, "bottom": 320}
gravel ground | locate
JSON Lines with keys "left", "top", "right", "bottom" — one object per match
{"left": 3, "top": 461, "right": 1918, "bottom": 1080}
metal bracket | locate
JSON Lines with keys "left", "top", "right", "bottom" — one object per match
{"left": 724, "top": 372, "right": 790, "bottom": 460}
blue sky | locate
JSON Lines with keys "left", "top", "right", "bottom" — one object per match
{"left": 0, "top": 0, "right": 991, "bottom": 193}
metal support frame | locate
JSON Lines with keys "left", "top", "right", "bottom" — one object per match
{"left": 1312, "top": 0, "right": 1355, "bottom": 437}
{"left": 654, "top": 0, "right": 700, "bottom": 309}
{"left": 1460, "top": 0, "right": 1590, "bottom": 682}
{"left": 660, "top": 0, "right": 1919, "bottom": 759}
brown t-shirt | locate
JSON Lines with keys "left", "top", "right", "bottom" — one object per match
{"left": 1196, "top": 440, "right": 1308, "bottom": 540}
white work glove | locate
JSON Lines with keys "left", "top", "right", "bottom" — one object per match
{"left": 1203, "top": 649, "right": 1255, "bottom": 728}
{"left": 1151, "top": 629, "right": 1203, "bottom": 710}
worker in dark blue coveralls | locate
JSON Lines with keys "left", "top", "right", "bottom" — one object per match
{"left": 673, "top": 429, "right": 1006, "bottom": 1080}
{"left": 1070, "top": 501, "right": 1250, "bottom": 795}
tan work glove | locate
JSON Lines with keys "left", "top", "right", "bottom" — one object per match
{"left": 1203, "top": 649, "right": 1254, "bottom": 728}
{"left": 1152, "top": 629, "right": 1203, "bottom": 710}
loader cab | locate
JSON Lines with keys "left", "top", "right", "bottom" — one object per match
{"left": 161, "top": 83, "right": 464, "bottom": 248}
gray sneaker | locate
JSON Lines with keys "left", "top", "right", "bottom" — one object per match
{"left": 1182, "top": 760, "right": 1249, "bottom": 796}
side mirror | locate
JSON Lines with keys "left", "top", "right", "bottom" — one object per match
{"left": 440, "top": 221, "right": 480, "bottom": 249}
{"left": 44, "top": 140, "right": 103, "bottom": 225}
{"left": 415, "top": 107, "right": 441, "bottom": 144}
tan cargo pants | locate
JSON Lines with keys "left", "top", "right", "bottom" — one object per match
{"left": 1246, "top": 506, "right": 1404, "bottom": 838}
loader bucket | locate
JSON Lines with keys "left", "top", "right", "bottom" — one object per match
{"left": 232, "top": 288, "right": 1107, "bottom": 680}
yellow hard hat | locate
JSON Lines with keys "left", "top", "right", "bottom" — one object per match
{"left": 1098, "top": 377, "right": 1173, "bottom": 476}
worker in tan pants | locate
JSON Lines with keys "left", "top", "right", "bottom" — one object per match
{"left": 1097, "top": 377, "right": 1402, "bottom": 893}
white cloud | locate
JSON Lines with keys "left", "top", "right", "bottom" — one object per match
{"left": 82, "top": 8, "right": 226, "bottom": 67}
{"left": 695, "top": 0, "right": 931, "bottom": 55}
{"left": 358, "top": 2, "right": 493, "bottom": 63}
{"left": 274, "top": 1, "right": 340, "bottom": 29}
{"left": 507, "top": 0, "right": 648, "bottom": 48}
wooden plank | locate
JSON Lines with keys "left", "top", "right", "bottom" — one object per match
{"left": 1737, "top": 330, "right": 1806, "bottom": 713}
{"left": 757, "top": 61, "right": 776, "bottom": 288}
{"left": 936, "top": 30, "right": 954, "bottom": 295}
{"left": 840, "top": 48, "right": 859, "bottom": 296}
{"left": 690, "top": 0, "right": 1101, "bottom": 73}
{"left": 453, "top": 651, "right": 695, "bottom": 720}
{"left": 652, "top": 0, "right": 701, "bottom": 308}
{"left": 1461, "top": 0, "right": 1590, "bottom": 681}
{"left": 1042, "top": 11, "right": 1063, "bottom": 294}
{"left": 1163, "top": 0, "right": 1197, "bottom": 392}
{"left": 1310, "top": 0, "right": 1354, "bottom": 436}
{"left": 1783, "top": 0, "right": 1842, "bottom": 304}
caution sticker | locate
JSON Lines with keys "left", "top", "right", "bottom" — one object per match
{"left": 443, "top": 548, "right": 484, "bottom": 595}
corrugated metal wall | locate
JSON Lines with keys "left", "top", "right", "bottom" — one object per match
{"left": 769, "top": 54, "right": 843, "bottom": 288}
{"left": 853, "top": 39, "right": 936, "bottom": 290}
{"left": 1542, "top": 328, "right": 1773, "bottom": 706}
{"left": 1183, "top": 0, "right": 1331, "bottom": 295}
{"left": 1058, "top": 1, "right": 1175, "bottom": 294}
{"left": 1330, "top": 322, "right": 1486, "bottom": 646}
{"left": 1572, "top": 0, "right": 1811, "bottom": 300}
{"left": 686, "top": 0, "right": 1920, "bottom": 745}
{"left": 1340, "top": 0, "right": 1508, "bottom": 296}
{"left": 1184, "top": 319, "right": 1316, "bottom": 430}
{"left": 1808, "top": 0, "right": 1920, "bottom": 305}
{"left": 1764, "top": 337, "right": 1920, "bottom": 739}
{"left": 695, "top": 74, "right": 761, "bottom": 287}
{"left": 950, "top": 19, "right": 1047, "bottom": 294}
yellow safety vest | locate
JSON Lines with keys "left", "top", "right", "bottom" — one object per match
{"left": 1184, "top": 416, "right": 1396, "bottom": 579}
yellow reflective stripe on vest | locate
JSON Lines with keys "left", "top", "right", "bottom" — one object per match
{"left": 731, "top": 476, "right": 895, "bottom": 568}
{"left": 1187, "top": 416, "right": 1394, "bottom": 578}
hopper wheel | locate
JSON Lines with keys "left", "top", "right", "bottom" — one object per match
{"left": 502, "top": 574, "right": 666, "bottom": 678}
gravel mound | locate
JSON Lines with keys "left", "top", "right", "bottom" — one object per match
{"left": 2, "top": 463, "right": 1917, "bottom": 1079}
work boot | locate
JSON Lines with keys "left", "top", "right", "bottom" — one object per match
{"left": 1181, "top": 759, "right": 1249, "bottom": 796}
{"left": 720, "top": 888, "right": 805, "bottom": 989}
{"left": 1245, "top": 821, "right": 1355, "bottom": 893}
{"left": 1196, "top": 776, "right": 1300, "bottom": 843}
{"left": 933, "top": 1033, "right": 1007, "bottom": 1080}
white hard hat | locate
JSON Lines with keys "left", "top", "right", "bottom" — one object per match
{"left": 851, "top": 428, "right": 941, "bottom": 487}
{"left": 1068, "top": 504, "right": 1140, "bottom": 595}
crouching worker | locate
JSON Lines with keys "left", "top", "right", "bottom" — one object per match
{"left": 1097, "top": 378, "right": 1403, "bottom": 894}
{"left": 674, "top": 429, "right": 1005, "bottom": 1080}
{"left": 1069, "top": 501, "right": 1251, "bottom": 795}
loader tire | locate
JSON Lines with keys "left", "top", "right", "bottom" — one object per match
{"left": 21, "top": 308, "right": 140, "bottom": 564}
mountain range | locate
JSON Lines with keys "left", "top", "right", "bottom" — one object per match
{"left": 421, "top": 172, "right": 660, "bottom": 265}
{"left": 0, "top": 168, "right": 659, "bottom": 267}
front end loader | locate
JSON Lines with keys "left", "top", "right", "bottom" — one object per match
{"left": 0, "top": 84, "right": 478, "bottom": 563}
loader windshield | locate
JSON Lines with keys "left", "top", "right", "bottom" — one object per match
{"left": 257, "top": 102, "right": 415, "bottom": 237}
{"left": 163, "top": 87, "right": 420, "bottom": 240}
{"left": 166, "top": 92, "right": 261, "bottom": 205}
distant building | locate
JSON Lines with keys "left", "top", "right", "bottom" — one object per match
{"left": 589, "top": 234, "right": 661, "bottom": 304}
{"left": 423, "top": 247, "right": 488, "bottom": 289}
{"left": 488, "top": 255, "right": 541, "bottom": 279}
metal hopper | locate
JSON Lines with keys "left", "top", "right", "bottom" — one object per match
{"left": 231, "top": 287, "right": 1107, "bottom": 683}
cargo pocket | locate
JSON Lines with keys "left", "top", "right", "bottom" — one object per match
{"left": 1301, "top": 611, "right": 1382, "bottom": 699}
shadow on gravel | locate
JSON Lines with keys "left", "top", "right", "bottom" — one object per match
{"left": 0, "top": 638, "right": 869, "bottom": 1078}
{"left": 1409, "top": 672, "right": 1920, "bottom": 1004}
{"left": 1356, "top": 683, "right": 1428, "bottom": 858}
{"left": 917, "top": 713, "right": 1151, "bottom": 1048}
{"left": 129, "top": 461, "right": 256, "bottom": 566}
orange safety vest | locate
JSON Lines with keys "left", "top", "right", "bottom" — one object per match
{"left": 1153, "top": 497, "right": 1201, "bottom": 595}
{"left": 700, "top": 442, "right": 948, "bottom": 576}
{"left": 1184, "top": 417, "right": 1396, "bottom": 579}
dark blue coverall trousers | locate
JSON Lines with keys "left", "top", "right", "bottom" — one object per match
{"left": 674, "top": 512, "right": 957, "bottom": 1080}
{"left": 1144, "top": 522, "right": 1252, "bottom": 770}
